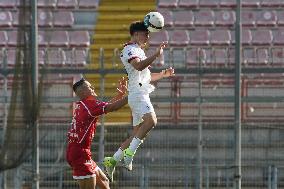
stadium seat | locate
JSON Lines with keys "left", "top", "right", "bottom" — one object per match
{"left": 7, "top": 31, "right": 19, "bottom": 47}
{"left": 37, "top": 0, "right": 57, "bottom": 8}
{"left": 186, "top": 48, "right": 199, "bottom": 66}
{"left": 256, "top": 48, "right": 269, "bottom": 64}
{"left": 273, "top": 29, "right": 284, "bottom": 46}
{"left": 65, "top": 49, "right": 87, "bottom": 66}
{"left": 149, "top": 31, "right": 169, "bottom": 46}
{"left": 210, "top": 29, "right": 231, "bottom": 45}
{"left": 57, "top": 0, "right": 78, "bottom": 9}
{"left": 243, "top": 48, "right": 255, "bottom": 64}
{"left": 50, "top": 31, "right": 69, "bottom": 47}
{"left": 231, "top": 29, "right": 252, "bottom": 45}
{"left": 0, "top": 11, "right": 12, "bottom": 27}
{"left": 251, "top": 30, "right": 273, "bottom": 45}
{"left": 0, "top": 31, "right": 8, "bottom": 47}
{"left": 38, "top": 49, "right": 45, "bottom": 66}
{"left": 271, "top": 48, "right": 284, "bottom": 65}
{"left": 46, "top": 49, "right": 66, "bottom": 66}
{"left": 0, "top": 0, "right": 17, "bottom": 8}
{"left": 261, "top": 0, "right": 284, "bottom": 7}
{"left": 178, "top": 0, "right": 199, "bottom": 8}
{"left": 199, "top": 0, "right": 219, "bottom": 7}
{"left": 169, "top": 30, "right": 189, "bottom": 46}
{"left": 219, "top": 0, "right": 236, "bottom": 7}
{"left": 242, "top": 0, "right": 260, "bottom": 7}
{"left": 69, "top": 31, "right": 90, "bottom": 47}
{"left": 158, "top": 0, "right": 178, "bottom": 8}
{"left": 215, "top": 10, "right": 236, "bottom": 27}
{"left": 38, "top": 31, "right": 49, "bottom": 47}
{"left": 38, "top": 10, "right": 53, "bottom": 27}
{"left": 173, "top": 10, "right": 194, "bottom": 27}
{"left": 78, "top": 0, "right": 99, "bottom": 9}
{"left": 158, "top": 9, "right": 174, "bottom": 27}
{"left": 12, "top": 11, "right": 31, "bottom": 27}
{"left": 214, "top": 48, "right": 228, "bottom": 65}
{"left": 201, "top": 49, "right": 213, "bottom": 65}
{"left": 6, "top": 49, "right": 17, "bottom": 67}
{"left": 53, "top": 11, "right": 74, "bottom": 27}
{"left": 190, "top": 30, "right": 210, "bottom": 45}
{"left": 194, "top": 10, "right": 215, "bottom": 26}
{"left": 256, "top": 10, "right": 277, "bottom": 26}
{"left": 242, "top": 10, "right": 256, "bottom": 27}
{"left": 228, "top": 48, "right": 235, "bottom": 65}
{"left": 277, "top": 11, "right": 284, "bottom": 26}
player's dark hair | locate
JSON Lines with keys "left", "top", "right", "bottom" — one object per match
{"left": 129, "top": 21, "right": 148, "bottom": 36}
{"left": 73, "top": 78, "right": 86, "bottom": 92}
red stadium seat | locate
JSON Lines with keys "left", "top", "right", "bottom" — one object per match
{"left": 0, "top": 11, "right": 12, "bottom": 27}
{"left": 0, "top": 31, "right": 8, "bottom": 47}
{"left": 242, "top": 10, "right": 256, "bottom": 27}
{"left": 194, "top": 10, "right": 215, "bottom": 26}
{"left": 7, "top": 31, "right": 18, "bottom": 47}
{"left": 12, "top": 11, "right": 31, "bottom": 27}
{"left": 190, "top": 30, "right": 210, "bottom": 45}
{"left": 215, "top": 10, "right": 235, "bottom": 26}
{"left": 78, "top": 0, "right": 99, "bottom": 9}
{"left": 7, "top": 49, "right": 17, "bottom": 67}
{"left": 256, "top": 10, "right": 277, "bottom": 26}
{"left": 201, "top": 49, "right": 213, "bottom": 65}
{"left": 50, "top": 31, "right": 69, "bottom": 47}
{"left": 214, "top": 48, "right": 228, "bottom": 65}
{"left": 261, "top": 0, "right": 284, "bottom": 7}
{"left": 173, "top": 10, "right": 194, "bottom": 27}
{"left": 273, "top": 29, "right": 284, "bottom": 46}
{"left": 38, "top": 10, "right": 53, "bottom": 27}
{"left": 219, "top": 0, "right": 236, "bottom": 7}
{"left": 38, "top": 49, "right": 45, "bottom": 66}
{"left": 158, "top": 9, "right": 173, "bottom": 27}
{"left": 251, "top": 30, "right": 273, "bottom": 45}
{"left": 186, "top": 48, "right": 199, "bottom": 66}
{"left": 277, "top": 11, "right": 284, "bottom": 26}
{"left": 37, "top": 0, "right": 57, "bottom": 8}
{"left": 243, "top": 48, "right": 255, "bottom": 64}
{"left": 178, "top": 0, "right": 199, "bottom": 8}
{"left": 53, "top": 11, "right": 74, "bottom": 27}
{"left": 149, "top": 31, "right": 169, "bottom": 46}
{"left": 57, "top": 0, "right": 78, "bottom": 9}
{"left": 38, "top": 31, "right": 49, "bottom": 47}
{"left": 231, "top": 29, "right": 252, "bottom": 45}
{"left": 65, "top": 49, "right": 87, "bottom": 66}
{"left": 211, "top": 29, "right": 231, "bottom": 45}
{"left": 228, "top": 48, "right": 235, "bottom": 65}
{"left": 242, "top": 0, "right": 260, "bottom": 7}
{"left": 271, "top": 48, "right": 284, "bottom": 65}
{"left": 169, "top": 30, "right": 189, "bottom": 46}
{"left": 256, "top": 48, "right": 269, "bottom": 64}
{"left": 158, "top": 0, "right": 178, "bottom": 8}
{"left": 0, "top": 0, "right": 17, "bottom": 8}
{"left": 46, "top": 49, "right": 66, "bottom": 66}
{"left": 69, "top": 31, "right": 90, "bottom": 47}
{"left": 199, "top": 0, "right": 219, "bottom": 7}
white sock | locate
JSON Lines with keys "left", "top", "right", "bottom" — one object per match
{"left": 129, "top": 137, "right": 143, "bottom": 153}
{"left": 113, "top": 148, "right": 123, "bottom": 162}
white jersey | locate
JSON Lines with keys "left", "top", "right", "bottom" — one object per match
{"left": 120, "top": 43, "right": 155, "bottom": 95}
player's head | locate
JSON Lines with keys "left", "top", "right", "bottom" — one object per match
{"left": 73, "top": 78, "right": 97, "bottom": 98}
{"left": 129, "top": 21, "right": 149, "bottom": 46}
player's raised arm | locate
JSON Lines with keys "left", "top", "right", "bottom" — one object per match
{"left": 130, "top": 41, "right": 168, "bottom": 71}
{"left": 104, "top": 77, "right": 128, "bottom": 113}
{"left": 151, "top": 67, "right": 175, "bottom": 82}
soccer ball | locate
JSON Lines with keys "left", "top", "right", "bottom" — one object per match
{"left": 144, "top": 12, "right": 164, "bottom": 32}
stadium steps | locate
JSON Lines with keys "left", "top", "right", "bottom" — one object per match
{"left": 87, "top": 0, "right": 154, "bottom": 124}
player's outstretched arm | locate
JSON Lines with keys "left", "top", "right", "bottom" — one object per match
{"left": 130, "top": 41, "right": 168, "bottom": 71}
{"left": 105, "top": 77, "right": 128, "bottom": 113}
{"left": 151, "top": 67, "right": 175, "bottom": 82}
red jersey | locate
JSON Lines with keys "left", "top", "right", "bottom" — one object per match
{"left": 67, "top": 96, "right": 108, "bottom": 149}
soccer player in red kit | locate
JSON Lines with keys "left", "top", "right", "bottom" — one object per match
{"left": 66, "top": 77, "right": 128, "bottom": 189}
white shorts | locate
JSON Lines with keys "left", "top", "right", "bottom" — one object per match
{"left": 128, "top": 94, "right": 155, "bottom": 126}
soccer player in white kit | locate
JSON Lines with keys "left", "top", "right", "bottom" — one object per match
{"left": 103, "top": 21, "right": 175, "bottom": 181}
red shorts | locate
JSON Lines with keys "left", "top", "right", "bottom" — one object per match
{"left": 66, "top": 144, "right": 98, "bottom": 179}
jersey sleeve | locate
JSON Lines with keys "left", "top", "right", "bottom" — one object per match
{"left": 84, "top": 100, "right": 109, "bottom": 117}
{"left": 122, "top": 46, "right": 140, "bottom": 63}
